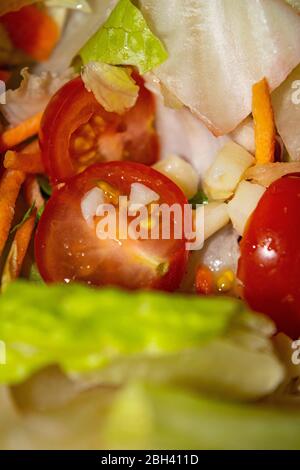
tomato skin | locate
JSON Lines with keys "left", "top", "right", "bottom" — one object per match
{"left": 238, "top": 174, "right": 300, "bottom": 338}
{"left": 40, "top": 76, "right": 159, "bottom": 184}
{"left": 35, "top": 162, "right": 189, "bottom": 292}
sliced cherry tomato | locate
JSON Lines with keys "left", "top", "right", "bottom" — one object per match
{"left": 238, "top": 174, "right": 300, "bottom": 338}
{"left": 35, "top": 162, "right": 189, "bottom": 291}
{"left": 39, "top": 75, "right": 159, "bottom": 184}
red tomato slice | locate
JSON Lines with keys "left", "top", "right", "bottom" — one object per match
{"left": 35, "top": 162, "right": 189, "bottom": 291}
{"left": 39, "top": 75, "right": 159, "bottom": 184}
{"left": 238, "top": 174, "right": 300, "bottom": 338}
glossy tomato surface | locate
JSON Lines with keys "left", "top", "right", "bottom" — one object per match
{"left": 35, "top": 162, "right": 189, "bottom": 291}
{"left": 238, "top": 174, "right": 300, "bottom": 338}
{"left": 39, "top": 75, "right": 159, "bottom": 183}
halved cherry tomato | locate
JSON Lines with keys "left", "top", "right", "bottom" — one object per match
{"left": 238, "top": 174, "right": 300, "bottom": 338}
{"left": 39, "top": 75, "right": 159, "bottom": 183}
{"left": 35, "top": 162, "right": 189, "bottom": 291}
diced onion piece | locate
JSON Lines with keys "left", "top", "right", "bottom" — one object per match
{"left": 195, "top": 202, "right": 230, "bottom": 242}
{"left": 203, "top": 142, "right": 254, "bottom": 201}
{"left": 230, "top": 117, "right": 255, "bottom": 155}
{"left": 227, "top": 181, "right": 266, "bottom": 236}
{"left": 153, "top": 155, "right": 198, "bottom": 199}
{"left": 81, "top": 187, "right": 104, "bottom": 227}
{"left": 129, "top": 183, "right": 159, "bottom": 207}
{"left": 244, "top": 162, "right": 300, "bottom": 187}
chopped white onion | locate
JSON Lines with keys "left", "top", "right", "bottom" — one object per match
{"left": 141, "top": 0, "right": 300, "bottom": 135}
{"left": 245, "top": 162, "right": 300, "bottom": 187}
{"left": 227, "top": 181, "right": 266, "bottom": 236}
{"left": 154, "top": 92, "right": 230, "bottom": 181}
{"left": 129, "top": 183, "right": 159, "bottom": 207}
{"left": 203, "top": 142, "right": 254, "bottom": 201}
{"left": 81, "top": 187, "right": 104, "bottom": 227}
{"left": 194, "top": 202, "right": 230, "bottom": 242}
{"left": 230, "top": 117, "right": 255, "bottom": 155}
{"left": 153, "top": 154, "right": 198, "bottom": 199}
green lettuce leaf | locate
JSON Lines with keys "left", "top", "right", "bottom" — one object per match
{"left": 81, "top": 62, "right": 139, "bottom": 114}
{"left": 79, "top": 0, "right": 168, "bottom": 74}
{"left": 0, "top": 280, "right": 263, "bottom": 385}
{"left": 103, "top": 383, "right": 300, "bottom": 450}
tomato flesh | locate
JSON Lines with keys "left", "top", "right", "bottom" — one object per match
{"left": 40, "top": 76, "right": 159, "bottom": 183}
{"left": 238, "top": 174, "right": 300, "bottom": 338}
{"left": 35, "top": 162, "right": 189, "bottom": 291}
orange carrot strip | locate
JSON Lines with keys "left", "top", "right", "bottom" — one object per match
{"left": 4, "top": 150, "right": 44, "bottom": 174}
{"left": 0, "top": 169, "right": 25, "bottom": 256}
{"left": 1, "top": 209, "right": 36, "bottom": 289}
{"left": 24, "top": 175, "right": 44, "bottom": 210}
{"left": 195, "top": 265, "right": 214, "bottom": 295}
{"left": 0, "top": 112, "right": 43, "bottom": 153}
{"left": 1, "top": 5, "right": 60, "bottom": 62}
{"left": 252, "top": 78, "right": 276, "bottom": 164}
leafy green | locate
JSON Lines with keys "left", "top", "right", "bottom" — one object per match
{"left": 81, "top": 62, "right": 139, "bottom": 114}
{"left": 28, "top": 263, "right": 44, "bottom": 283}
{"left": 189, "top": 190, "right": 209, "bottom": 209}
{"left": 104, "top": 383, "right": 300, "bottom": 450}
{"left": 10, "top": 203, "right": 35, "bottom": 235}
{"left": 37, "top": 175, "right": 52, "bottom": 198}
{"left": 0, "top": 280, "right": 260, "bottom": 385}
{"left": 79, "top": 0, "right": 168, "bottom": 74}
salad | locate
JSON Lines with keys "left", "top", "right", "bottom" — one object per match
{"left": 0, "top": 0, "right": 300, "bottom": 450}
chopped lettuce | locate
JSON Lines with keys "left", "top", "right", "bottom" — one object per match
{"left": 81, "top": 62, "right": 139, "bottom": 114}
{"left": 79, "top": 0, "right": 168, "bottom": 74}
{"left": 0, "top": 280, "right": 270, "bottom": 385}
{"left": 103, "top": 383, "right": 300, "bottom": 450}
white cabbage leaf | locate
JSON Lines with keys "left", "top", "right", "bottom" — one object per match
{"left": 0, "top": 68, "right": 74, "bottom": 126}
{"left": 272, "top": 64, "right": 300, "bottom": 161}
{"left": 140, "top": 0, "right": 300, "bottom": 135}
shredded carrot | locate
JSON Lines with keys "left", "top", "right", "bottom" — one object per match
{"left": 252, "top": 78, "right": 276, "bottom": 164}
{"left": 4, "top": 150, "right": 44, "bottom": 174}
{"left": 0, "top": 169, "right": 25, "bottom": 257}
{"left": 1, "top": 5, "right": 60, "bottom": 62}
{"left": 0, "top": 70, "right": 11, "bottom": 83}
{"left": 1, "top": 208, "right": 36, "bottom": 290}
{"left": 0, "top": 112, "right": 43, "bottom": 153}
{"left": 24, "top": 175, "right": 44, "bottom": 210}
{"left": 195, "top": 265, "right": 214, "bottom": 295}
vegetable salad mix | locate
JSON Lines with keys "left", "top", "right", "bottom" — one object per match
{"left": 0, "top": 0, "right": 300, "bottom": 450}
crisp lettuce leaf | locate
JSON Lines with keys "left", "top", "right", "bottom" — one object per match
{"left": 81, "top": 62, "right": 139, "bottom": 114}
{"left": 79, "top": 0, "right": 168, "bottom": 74}
{"left": 0, "top": 280, "right": 266, "bottom": 385}
{"left": 103, "top": 383, "right": 300, "bottom": 450}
